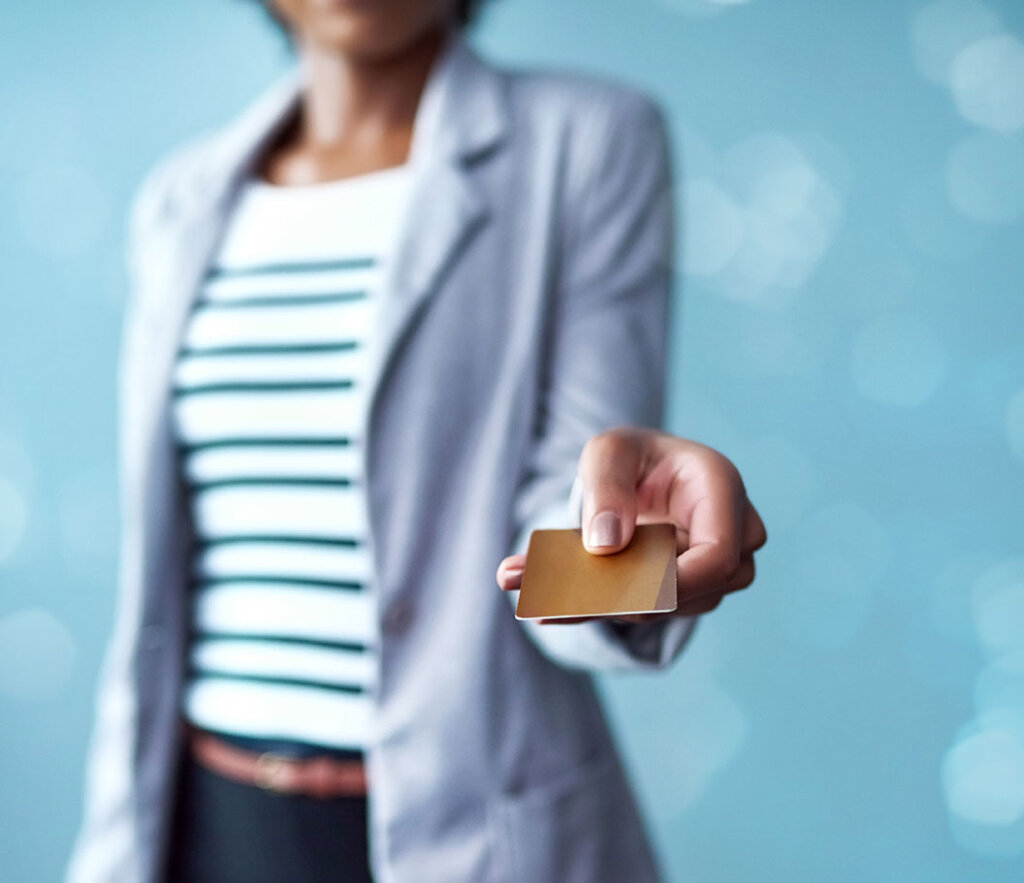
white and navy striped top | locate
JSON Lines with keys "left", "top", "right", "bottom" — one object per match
{"left": 171, "top": 164, "right": 414, "bottom": 755}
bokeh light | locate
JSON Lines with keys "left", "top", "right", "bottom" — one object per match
{"left": 951, "top": 33, "right": 1024, "bottom": 133}
{"left": 0, "top": 431, "right": 32, "bottom": 564}
{"left": 0, "top": 608, "right": 77, "bottom": 703}
{"left": 975, "top": 650, "right": 1024, "bottom": 717}
{"left": 972, "top": 558, "right": 1024, "bottom": 657}
{"left": 1006, "top": 387, "right": 1024, "bottom": 461}
{"left": 654, "top": 0, "right": 751, "bottom": 20}
{"left": 0, "top": 430, "right": 34, "bottom": 486}
{"left": 902, "top": 555, "right": 987, "bottom": 692}
{"left": 682, "top": 177, "right": 745, "bottom": 277}
{"left": 723, "top": 134, "right": 843, "bottom": 297}
{"left": 903, "top": 613, "right": 980, "bottom": 695}
{"left": 849, "top": 314, "right": 947, "bottom": 407}
{"left": 943, "top": 721, "right": 1024, "bottom": 828}
{"left": 910, "top": 0, "right": 1003, "bottom": 86}
{"left": 0, "top": 474, "right": 28, "bottom": 564}
{"left": 944, "top": 552, "right": 1024, "bottom": 857}
{"left": 948, "top": 810, "right": 1024, "bottom": 858}
{"left": 931, "top": 555, "right": 997, "bottom": 646}
{"left": 684, "top": 132, "right": 845, "bottom": 308}
{"left": 945, "top": 131, "right": 1024, "bottom": 224}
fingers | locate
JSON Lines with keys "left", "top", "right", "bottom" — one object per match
{"left": 577, "top": 429, "right": 643, "bottom": 555}
{"left": 673, "top": 500, "right": 743, "bottom": 599}
{"left": 741, "top": 501, "right": 768, "bottom": 553}
{"left": 670, "top": 558, "right": 752, "bottom": 618}
{"left": 722, "top": 554, "right": 756, "bottom": 594}
{"left": 615, "top": 554, "right": 753, "bottom": 623}
{"left": 662, "top": 444, "right": 752, "bottom": 601}
{"left": 496, "top": 555, "right": 526, "bottom": 591}
{"left": 498, "top": 430, "right": 766, "bottom": 626}
{"left": 674, "top": 593, "right": 724, "bottom": 617}
{"left": 607, "top": 550, "right": 754, "bottom": 623}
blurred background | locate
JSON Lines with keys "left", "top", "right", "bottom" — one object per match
{"left": 2, "top": 0, "right": 1023, "bottom": 880}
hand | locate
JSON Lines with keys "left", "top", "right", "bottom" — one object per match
{"left": 496, "top": 427, "right": 767, "bottom": 623}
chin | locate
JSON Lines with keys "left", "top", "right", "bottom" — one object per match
{"left": 289, "top": 0, "right": 444, "bottom": 60}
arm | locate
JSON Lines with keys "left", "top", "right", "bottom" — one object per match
{"left": 504, "top": 90, "right": 694, "bottom": 672}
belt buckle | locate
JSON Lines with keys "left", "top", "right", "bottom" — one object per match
{"left": 254, "top": 752, "right": 292, "bottom": 793}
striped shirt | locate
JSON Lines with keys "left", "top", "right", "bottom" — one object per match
{"left": 171, "top": 164, "right": 414, "bottom": 753}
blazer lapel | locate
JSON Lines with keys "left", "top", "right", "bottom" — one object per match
{"left": 363, "top": 36, "right": 509, "bottom": 427}
{"left": 366, "top": 158, "right": 488, "bottom": 420}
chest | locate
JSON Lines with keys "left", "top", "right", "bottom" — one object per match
{"left": 122, "top": 150, "right": 563, "bottom": 521}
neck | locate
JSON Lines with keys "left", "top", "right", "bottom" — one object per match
{"left": 296, "top": 28, "right": 450, "bottom": 151}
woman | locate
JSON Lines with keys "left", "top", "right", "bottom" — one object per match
{"left": 68, "top": 2, "right": 765, "bottom": 881}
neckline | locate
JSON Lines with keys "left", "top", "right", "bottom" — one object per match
{"left": 245, "top": 161, "right": 414, "bottom": 195}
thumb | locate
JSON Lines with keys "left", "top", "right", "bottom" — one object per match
{"left": 578, "top": 431, "right": 641, "bottom": 555}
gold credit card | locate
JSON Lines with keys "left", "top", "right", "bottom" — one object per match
{"left": 515, "top": 523, "right": 678, "bottom": 620}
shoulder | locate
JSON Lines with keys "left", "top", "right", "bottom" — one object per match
{"left": 490, "top": 60, "right": 673, "bottom": 195}
{"left": 499, "top": 63, "right": 670, "bottom": 148}
{"left": 127, "top": 133, "right": 219, "bottom": 237}
{"left": 127, "top": 69, "right": 302, "bottom": 239}
{"left": 489, "top": 60, "right": 673, "bottom": 206}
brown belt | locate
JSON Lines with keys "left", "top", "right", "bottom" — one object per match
{"left": 188, "top": 727, "right": 368, "bottom": 799}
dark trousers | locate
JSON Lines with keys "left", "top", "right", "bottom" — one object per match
{"left": 165, "top": 752, "right": 374, "bottom": 883}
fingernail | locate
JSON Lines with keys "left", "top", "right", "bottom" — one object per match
{"left": 587, "top": 511, "right": 622, "bottom": 549}
{"left": 504, "top": 565, "right": 523, "bottom": 582}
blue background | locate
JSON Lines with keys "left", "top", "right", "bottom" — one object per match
{"left": 2, "top": 0, "right": 1024, "bottom": 880}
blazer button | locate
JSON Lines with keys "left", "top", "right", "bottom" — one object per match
{"left": 382, "top": 599, "right": 414, "bottom": 636}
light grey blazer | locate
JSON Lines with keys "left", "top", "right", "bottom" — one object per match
{"left": 68, "top": 34, "right": 696, "bottom": 883}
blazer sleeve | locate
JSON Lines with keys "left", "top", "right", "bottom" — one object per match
{"left": 506, "top": 90, "right": 697, "bottom": 672}
{"left": 65, "top": 153, "right": 182, "bottom": 883}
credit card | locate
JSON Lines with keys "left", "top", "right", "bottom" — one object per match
{"left": 515, "top": 523, "right": 677, "bottom": 620}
